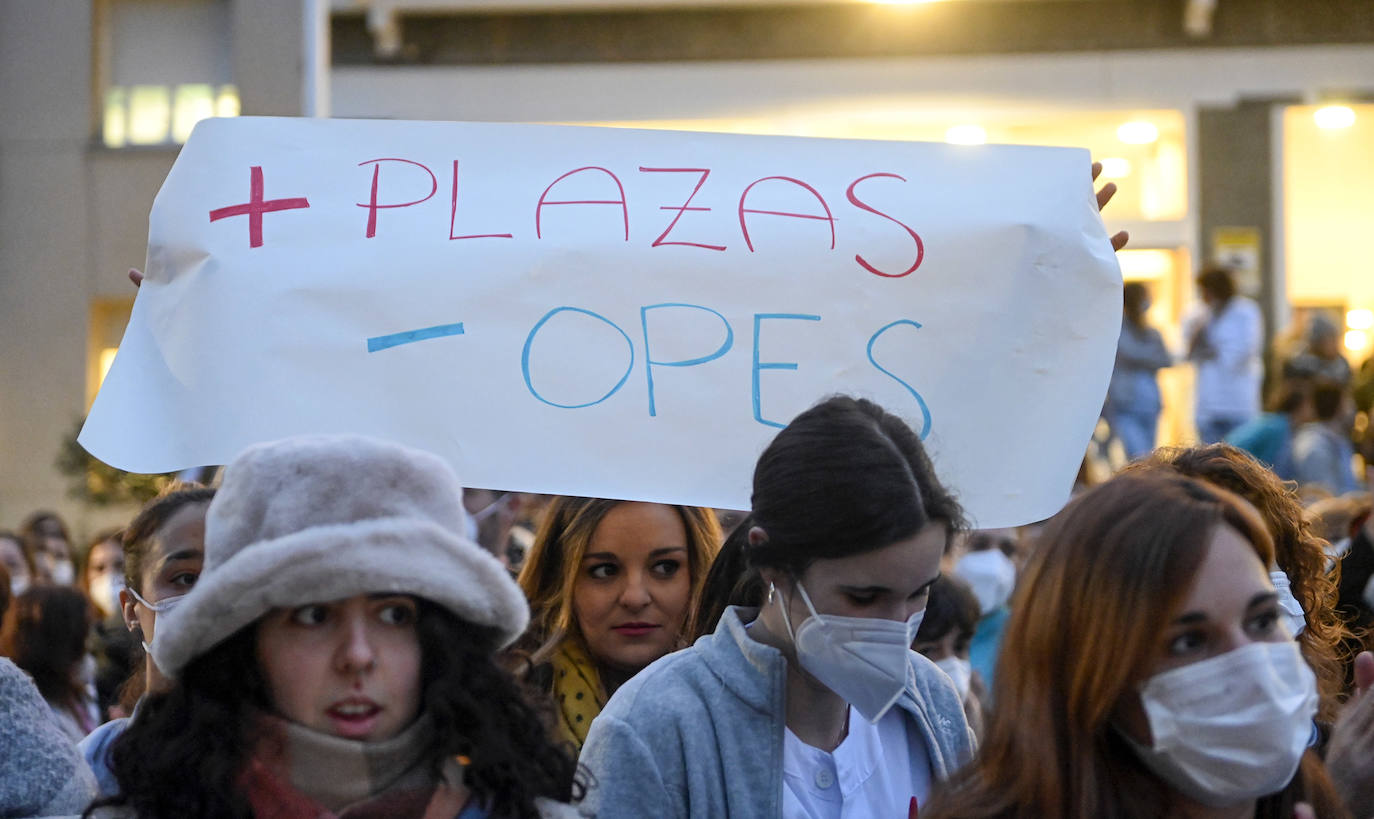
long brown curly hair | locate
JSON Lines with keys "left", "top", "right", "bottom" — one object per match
{"left": 1128, "top": 444, "right": 1351, "bottom": 721}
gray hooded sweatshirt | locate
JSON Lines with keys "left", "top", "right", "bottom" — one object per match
{"left": 578, "top": 606, "right": 976, "bottom": 818}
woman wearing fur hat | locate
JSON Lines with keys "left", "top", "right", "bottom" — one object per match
{"left": 88, "top": 435, "right": 585, "bottom": 819}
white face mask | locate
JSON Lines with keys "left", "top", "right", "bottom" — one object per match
{"left": 10, "top": 575, "right": 29, "bottom": 596}
{"left": 935, "top": 655, "right": 973, "bottom": 702}
{"left": 954, "top": 549, "right": 1016, "bottom": 616}
{"left": 774, "top": 580, "right": 923, "bottom": 723}
{"left": 1268, "top": 570, "right": 1306, "bottom": 638}
{"left": 1125, "top": 641, "right": 1317, "bottom": 807}
{"left": 49, "top": 559, "right": 76, "bottom": 586}
{"left": 127, "top": 587, "right": 189, "bottom": 654}
{"left": 89, "top": 572, "right": 125, "bottom": 618}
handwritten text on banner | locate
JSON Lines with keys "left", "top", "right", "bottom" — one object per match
{"left": 80, "top": 117, "right": 1121, "bottom": 528}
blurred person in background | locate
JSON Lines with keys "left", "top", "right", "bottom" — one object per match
{"left": 1226, "top": 376, "right": 1314, "bottom": 481}
{"left": 81, "top": 484, "right": 213, "bottom": 797}
{"left": 1307, "top": 494, "right": 1368, "bottom": 568}
{"left": 1184, "top": 266, "right": 1264, "bottom": 444}
{"left": 953, "top": 530, "right": 1018, "bottom": 694}
{"left": 0, "top": 585, "right": 100, "bottom": 743}
{"left": 1284, "top": 312, "right": 1353, "bottom": 388}
{"left": 516, "top": 496, "right": 720, "bottom": 751}
{"left": 1133, "top": 444, "right": 1350, "bottom": 724}
{"left": 924, "top": 471, "right": 1348, "bottom": 819}
{"left": 913, "top": 574, "right": 987, "bottom": 740}
{"left": 1294, "top": 381, "right": 1362, "bottom": 496}
{"left": 81, "top": 529, "right": 126, "bottom": 622}
{"left": 464, "top": 487, "right": 526, "bottom": 572}
{"left": 21, "top": 509, "right": 77, "bottom": 586}
{"left": 0, "top": 528, "right": 33, "bottom": 597}
{"left": 80, "top": 528, "right": 137, "bottom": 723}
{"left": 1103, "top": 281, "right": 1172, "bottom": 460}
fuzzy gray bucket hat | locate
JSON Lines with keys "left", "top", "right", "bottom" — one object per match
{"left": 152, "top": 435, "right": 529, "bottom": 678}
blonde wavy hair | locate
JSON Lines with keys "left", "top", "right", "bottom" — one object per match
{"left": 516, "top": 497, "right": 721, "bottom": 666}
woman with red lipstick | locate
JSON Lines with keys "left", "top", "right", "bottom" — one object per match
{"left": 87, "top": 436, "right": 583, "bottom": 819}
{"left": 578, "top": 395, "right": 974, "bottom": 818}
{"left": 517, "top": 497, "right": 720, "bottom": 750}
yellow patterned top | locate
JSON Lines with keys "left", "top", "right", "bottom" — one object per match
{"left": 551, "top": 639, "right": 607, "bottom": 750}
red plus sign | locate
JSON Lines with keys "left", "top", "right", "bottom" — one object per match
{"left": 208, "top": 166, "right": 310, "bottom": 248}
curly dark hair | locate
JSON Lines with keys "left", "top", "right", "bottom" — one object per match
{"left": 89, "top": 600, "right": 583, "bottom": 819}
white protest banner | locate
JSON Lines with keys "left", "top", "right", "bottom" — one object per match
{"left": 80, "top": 117, "right": 1121, "bottom": 528}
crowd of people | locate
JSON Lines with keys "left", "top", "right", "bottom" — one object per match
{"left": 1, "top": 387, "right": 1372, "bottom": 817}
{"left": 1, "top": 261, "right": 1372, "bottom": 817}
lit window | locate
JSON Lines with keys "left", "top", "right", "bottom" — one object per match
{"left": 102, "top": 83, "right": 240, "bottom": 147}
{"left": 127, "top": 85, "right": 171, "bottom": 145}
{"left": 172, "top": 84, "right": 215, "bottom": 143}
{"left": 103, "top": 88, "right": 128, "bottom": 149}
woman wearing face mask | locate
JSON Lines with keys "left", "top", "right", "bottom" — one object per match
{"left": 0, "top": 529, "right": 34, "bottom": 598}
{"left": 82, "top": 530, "right": 127, "bottom": 622}
{"left": 516, "top": 497, "right": 720, "bottom": 750}
{"left": 952, "top": 532, "right": 1018, "bottom": 694}
{"left": 82, "top": 528, "right": 136, "bottom": 724}
{"left": 88, "top": 435, "right": 583, "bottom": 819}
{"left": 578, "top": 395, "right": 974, "bottom": 818}
{"left": 21, "top": 509, "right": 77, "bottom": 586}
{"left": 923, "top": 471, "right": 1348, "bottom": 819}
{"left": 912, "top": 575, "right": 986, "bottom": 741}
{"left": 80, "top": 485, "right": 213, "bottom": 797}
{"left": 1131, "top": 444, "right": 1349, "bottom": 725}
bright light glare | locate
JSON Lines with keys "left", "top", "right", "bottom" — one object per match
{"left": 1348, "top": 309, "right": 1374, "bottom": 331}
{"left": 1117, "top": 121, "right": 1159, "bottom": 145}
{"left": 1116, "top": 250, "right": 1173, "bottom": 279}
{"left": 98, "top": 347, "right": 119, "bottom": 387}
{"left": 1346, "top": 330, "right": 1369, "bottom": 352}
{"left": 1098, "top": 157, "right": 1132, "bottom": 179}
{"left": 1314, "top": 105, "right": 1356, "bottom": 130}
{"left": 945, "top": 124, "right": 986, "bottom": 145}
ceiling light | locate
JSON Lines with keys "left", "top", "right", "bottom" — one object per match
{"left": 945, "top": 125, "right": 986, "bottom": 145}
{"left": 1348, "top": 309, "right": 1374, "bottom": 331}
{"left": 1314, "top": 105, "right": 1356, "bottom": 130}
{"left": 1346, "top": 330, "right": 1369, "bottom": 352}
{"left": 1117, "top": 121, "right": 1159, "bottom": 145}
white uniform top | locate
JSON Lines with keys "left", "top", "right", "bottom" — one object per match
{"left": 1183, "top": 296, "right": 1264, "bottom": 419}
{"left": 781, "top": 706, "right": 931, "bottom": 819}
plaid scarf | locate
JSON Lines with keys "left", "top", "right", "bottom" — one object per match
{"left": 241, "top": 712, "right": 473, "bottom": 819}
{"left": 551, "top": 640, "right": 606, "bottom": 750}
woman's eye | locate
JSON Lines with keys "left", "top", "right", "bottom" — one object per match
{"left": 1249, "top": 609, "right": 1281, "bottom": 635}
{"left": 1167, "top": 630, "right": 1207, "bottom": 656}
{"left": 846, "top": 594, "right": 877, "bottom": 607}
{"left": 378, "top": 602, "right": 417, "bottom": 626}
{"left": 170, "top": 572, "right": 199, "bottom": 588}
{"left": 588, "top": 563, "right": 617, "bottom": 580}
{"left": 290, "top": 605, "right": 330, "bottom": 626}
{"left": 651, "top": 559, "right": 682, "bottom": 577}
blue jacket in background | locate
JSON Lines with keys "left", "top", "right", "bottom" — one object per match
{"left": 578, "top": 606, "right": 975, "bottom": 819}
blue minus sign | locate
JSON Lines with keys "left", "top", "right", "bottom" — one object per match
{"left": 367, "top": 322, "right": 465, "bottom": 353}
